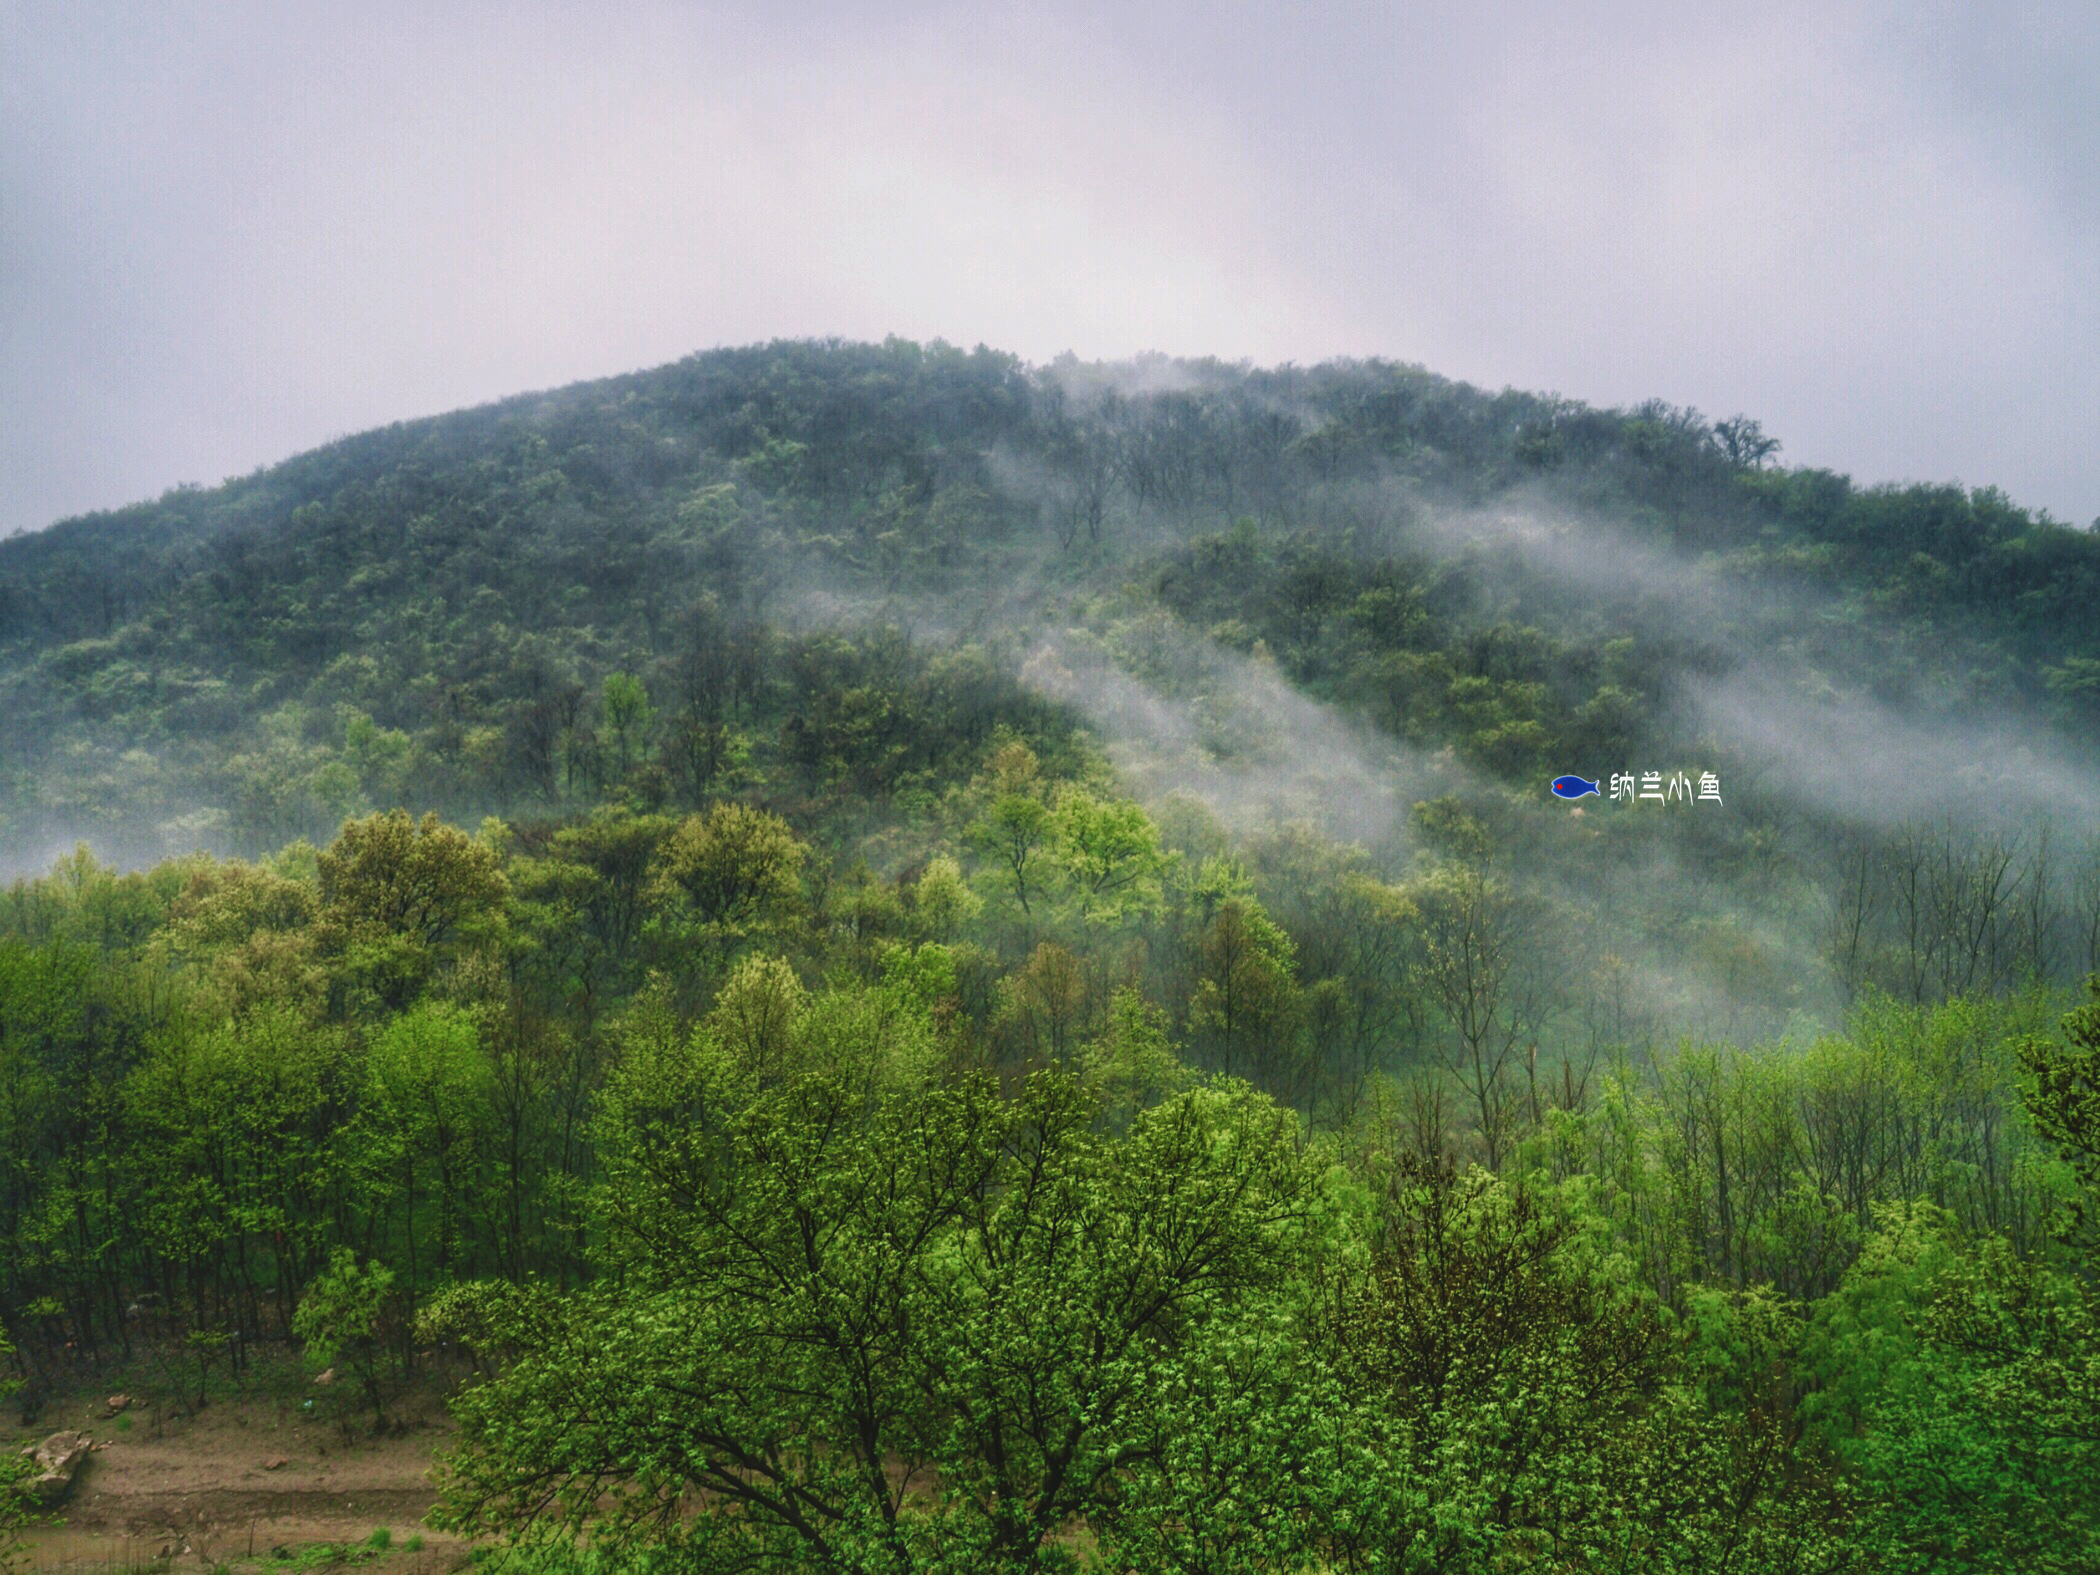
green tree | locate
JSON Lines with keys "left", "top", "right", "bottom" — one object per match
{"left": 905, "top": 854, "right": 982, "bottom": 944}
{"left": 161, "top": 857, "right": 324, "bottom": 1017}
{"left": 703, "top": 952, "right": 808, "bottom": 1085}
{"left": 293, "top": 1247, "right": 399, "bottom": 1429}
{"left": 994, "top": 941, "right": 1092, "bottom": 1066}
{"left": 2015, "top": 977, "right": 2100, "bottom": 1244}
{"left": 428, "top": 1069, "right": 1312, "bottom": 1573}
{"left": 967, "top": 743, "right": 1058, "bottom": 919}
{"left": 1083, "top": 986, "right": 1191, "bottom": 1129}
{"left": 599, "top": 671, "right": 657, "bottom": 781}
{"left": 1824, "top": 1231, "right": 2100, "bottom": 1573}
{"left": 363, "top": 1003, "right": 494, "bottom": 1292}
{"left": 318, "top": 810, "right": 508, "bottom": 1011}
{"left": 1188, "top": 896, "right": 1303, "bottom": 1097}
{"left": 1052, "top": 788, "right": 1165, "bottom": 926}
{"left": 124, "top": 1004, "right": 350, "bottom": 1340}
{"left": 649, "top": 802, "right": 807, "bottom": 935}
{"left": 1411, "top": 861, "right": 1542, "bottom": 1169}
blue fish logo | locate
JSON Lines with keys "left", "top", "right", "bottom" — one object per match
{"left": 1551, "top": 775, "right": 1600, "bottom": 800}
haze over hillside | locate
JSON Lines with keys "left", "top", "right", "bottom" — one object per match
{"left": 3, "top": 338, "right": 2097, "bottom": 1045}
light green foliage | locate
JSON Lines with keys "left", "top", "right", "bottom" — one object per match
{"left": 792, "top": 971, "right": 942, "bottom": 1097}
{"left": 2016, "top": 978, "right": 2100, "bottom": 1242}
{"left": 319, "top": 809, "right": 509, "bottom": 1010}
{"left": 340, "top": 707, "right": 415, "bottom": 808}
{"left": 161, "top": 855, "right": 324, "bottom": 1015}
{"left": 363, "top": 1003, "right": 494, "bottom": 1286}
{"left": 0, "top": 800, "right": 2096, "bottom": 1568}
{"left": 702, "top": 952, "right": 808, "bottom": 1083}
{"left": 1799, "top": 1201, "right": 1958, "bottom": 1461}
{"left": 876, "top": 939, "right": 957, "bottom": 1019}
{"left": 1826, "top": 1235, "right": 2100, "bottom": 1572}
{"left": 905, "top": 853, "right": 981, "bottom": 943}
{"left": 1792, "top": 982, "right": 2100, "bottom": 1570}
{"left": 1051, "top": 788, "right": 1166, "bottom": 926}
{"left": 1106, "top": 1159, "right": 1850, "bottom": 1574}
{"left": 597, "top": 672, "right": 656, "bottom": 780}
{"left": 165, "top": 856, "right": 318, "bottom": 952}
{"left": 967, "top": 742, "right": 1058, "bottom": 919}
{"left": 1176, "top": 851, "right": 1256, "bottom": 929}
{"left": 294, "top": 1246, "right": 395, "bottom": 1364}
{"left": 320, "top": 809, "right": 509, "bottom": 949}
{"left": 825, "top": 858, "right": 904, "bottom": 959}
{"left": 431, "top": 1069, "right": 1314, "bottom": 1573}
{"left": 126, "top": 1003, "right": 350, "bottom": 1290}
{"left": 649, "top": 802, "right": 806, "bottom": 934}
{"left": 1083, "top": 986, "right": 1191, "bottom": 1127}
{"left": 675, "top": 480, "right": 742, "bottom": 539}
{"left": 293, "top": 1246, "right": 398, "bottom": 1427}
{"left": 1677, "top": 1278, "right": 1806, "bottom": 1424}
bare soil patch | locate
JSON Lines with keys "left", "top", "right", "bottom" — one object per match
{"left": 11, "top": 1366, "right": 469, "bottom": 1574}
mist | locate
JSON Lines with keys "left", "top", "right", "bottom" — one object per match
{"left": 1415, "top": 493, "right": 2100, "bottom": 834}
{"left": 5, "top": 340, "right": 2096, "bottom": 1055}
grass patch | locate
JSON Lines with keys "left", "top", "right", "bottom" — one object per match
{"left": 268, "top": 1539, "right": 387, "bottom": 1572}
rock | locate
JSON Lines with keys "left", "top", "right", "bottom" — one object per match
{"left": 28, "top": 1430, "right": 92, "bottom": 1505}
{"left": 262, "top": 1456, "right": 288, "bottom": 1471}
{"left": 104, "top": 1393, "right": 131, "bottom": 1413}
{"left": 312, "top": 1367, "right": 337, "bottom": 1387}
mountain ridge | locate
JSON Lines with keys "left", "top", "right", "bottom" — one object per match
{"left": 2, "top": 337, "right": 2095, "bottom": 888}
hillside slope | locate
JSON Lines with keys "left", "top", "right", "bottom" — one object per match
{"left": 3, "top": 339, "right": 2098, "bottom": 1024}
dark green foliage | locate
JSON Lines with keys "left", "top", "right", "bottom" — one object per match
{"left": 4, "top": 340, "right": 2095, "bottom": 870}
{"left": 2016, "top": 978, "right": 2100, "bottom": 1242}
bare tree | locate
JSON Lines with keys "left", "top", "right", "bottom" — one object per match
{"left": 1823, "top": 832, "right": 1878, "bottom": 1005}
{"left": 2075, "top": 835, "right": 2100, "bottom": 982}
{"left": 1711, "top": 414, "right": 1781, "bottom": 469}
{"left": 1926, "top": 828, "right": 2020, "bottom": 999}
{"left": 1412, "top": 861, "right": 1545, "bottom": 1169}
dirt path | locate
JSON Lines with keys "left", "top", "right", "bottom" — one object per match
{"left": 15, "top": 1386, "right": 468, "bottom": 1573}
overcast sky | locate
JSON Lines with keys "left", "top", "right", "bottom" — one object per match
{"left": 5, "top": 0, "right": 2096, "bottom": 538}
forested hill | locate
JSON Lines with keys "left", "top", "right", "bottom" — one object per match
{"left": 4, "top": 340, "right": 2097, "bottom": 861}
{"left": 3, "top": 338, "right": 2099, "bottom": 1034}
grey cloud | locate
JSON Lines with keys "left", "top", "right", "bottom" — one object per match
{"left": 4, "top": 0, "right": 2096, "bottom": 538}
